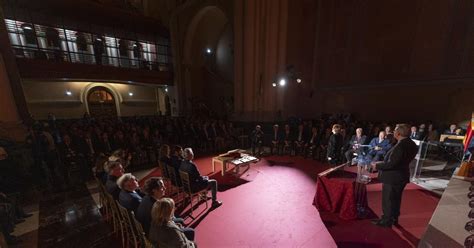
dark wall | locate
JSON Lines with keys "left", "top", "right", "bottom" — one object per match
{"left": 285, "top": 0, "right": 474, "bottom": 123}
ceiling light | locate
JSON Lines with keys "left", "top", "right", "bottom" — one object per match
{"left": 272, "top": 83, "right": 277, "bottom": 87}
{"left": 279, "top": 79, "right": 286, "bottom": 86}
{"left": 296, "top": 78, "right": 302, "bottom": 83}
{"left": 206, "top": 48, "right": 212, "bottom": 54}
{"left": 65, "top": 90, "right": 72, "bottom": 96}
{"left": 128, "top": 92, "right": 134, "bottom": 96}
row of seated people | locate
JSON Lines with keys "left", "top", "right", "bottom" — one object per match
{"left": 249, "top": 123, "right": 394, "bottom": 164}
{"left": 99, "top": 147, "right": 222, "bottom": 247}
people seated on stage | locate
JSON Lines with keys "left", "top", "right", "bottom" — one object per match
{"left": 105, "top": 161, "right": 124, "bottom": 200}
{"left": 271, "top": 124, "right": 283, "bottom": 155}
{"left": 294, "top": 123, "right": 308, "bottom": 156}
{"left": 418, "top": 123, "right": 428, "bottom": 141}
{"left": 327, "top": 124, "right": 344, "bottom": 165}
{"left": 282, "top": 124, "right": 295, "bottom": 156}
{"left": 385, "top": 125, "right": 397, "bottom": 146}
{"left": 149, "top": 198, "right": 196, "bottom": 248}
{"left": 250, "top": 125, "right": 264, "bottom": 156}
{"left": 455, "top": 128, "right": 464, "bottom": 136}
{"left": 305, "top": 127, "right": 319, "bottom": 159}
{"left": 117, "top": 173, "right": 143, "bottom": 212}
{"left": 179, "top": 148, "right": 222, "bottom": 208}
{"left": 136, "top": 178, "right": 195, "bottom": 240}
{"left": 344, "top": 128, "right": 367, "bottom": 165}
{"left": 444, "top": 124, "right": 457, "bottom": 135}
{"left": 366, "top": 131, "right": 392, "bottom": 162}
{"left": 170, "top": 146, "right": 184, "bottom": 186}
{"left": 410, "top": 126, "right": 419, "bottom": 140}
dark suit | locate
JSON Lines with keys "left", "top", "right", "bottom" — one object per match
{"left": 344, "top": 135, "right": 367, "bottom": 163}
{"left": 376, "top": 137, "right": 418, "bottom": 222}
{"left": 118, "top": 190, "right": 143, "bottom": 213}
{"left": 179, "top": 160, "right": 218, "bottom": 202}
{"left": 170, "top": 155, "right": 183, "bottom": 186}
{"left": 105, "top": 175, "right": 120, "bottom": 200}
{"left": 327, "top": 133, "right": 343, "bottom": 165}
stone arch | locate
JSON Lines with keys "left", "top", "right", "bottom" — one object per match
{"left": 81, "top": 82, "right": 122, "bottom": 116}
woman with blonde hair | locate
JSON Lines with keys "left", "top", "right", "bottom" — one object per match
{"left": 149, "top": 198, "right": 195, "bottom": 248}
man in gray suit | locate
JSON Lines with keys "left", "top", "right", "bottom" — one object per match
{"left": 371, "top": 124, "right": 418, "bottom": 227}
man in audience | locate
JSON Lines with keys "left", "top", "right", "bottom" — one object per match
{"left": 136, "top": 178, "right": 195, "bottom": 240}
{"left": 410, "top": 126, "right": 419, "bottom": 140}
{"left": 366, "top": 131, "right": 392, "bottom": 162}
{"left": 344, "top": 128, "right": 367, "bottom": 165}
{"left": 118, "top": 173, "right": 143, "bottom": 213}
{"left": 180, "top": 148, "right": 222, "bottom": 208}
{"left": 169, "top": 146, "right": 184, "bottom": 186}
{"left": 371, "top": 124, "right": 418, "bottom": 227}
{"left": 105, "top": 161, "right": 124, "bottom": 200}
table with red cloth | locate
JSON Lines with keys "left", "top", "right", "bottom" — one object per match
{"left": 313, "top": 176, "right": 367, "bottom": 220}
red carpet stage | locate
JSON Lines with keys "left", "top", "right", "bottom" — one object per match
{"left": 140, "top": 155, "right": 439, "bottom": 248}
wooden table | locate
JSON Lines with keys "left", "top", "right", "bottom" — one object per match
{"left": 212, "top": 156, "right": 234, "bottom": 176}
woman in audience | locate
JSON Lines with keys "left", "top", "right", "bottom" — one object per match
{"left": 159, "top": 144, "right": 171, "bottom": 178}
{"left": 149, "top": 198, "right": 196, "bottom": 248}
{"left": 117, "top": 173, "right": 143, "bottom": 212}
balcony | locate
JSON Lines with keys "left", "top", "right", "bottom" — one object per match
{"left": 2, "top": 0, "right": 173, "bottom": 85}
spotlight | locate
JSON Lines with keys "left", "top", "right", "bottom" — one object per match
{"left": 165, "top": 87, "right": 168, "bottom": 92}
{"left": 278, "top": 79, "right": 286, "bottom": 86}
{"left": 272, "top": 83, "right": 277, "bottom": 87}
{"left": 128, "top": 92, "right": 134, "bottom": 96}
{"left": 296, "top": 78, "right": 302, "bottom": 83}
{"left": 206, "top": 48, "right": 212, "bottom": 54}
{"left": 65, "top": 90, "right": 72, "bottom": 96}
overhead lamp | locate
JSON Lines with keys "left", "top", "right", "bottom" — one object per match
{"left": 296, "top": 78, "right": 302, "bottom": 83}
{"left": 278, "top": 78, "right": 286, "bottom": 87}
{"left": 128, "top": 92, "right": 134, "bottom": 96}
{"left": 272, "top": 83, "right": 277, "bottom": 87}
{"left": 65, "top": 90, "right": 72, "bottom": 96}
{"left": 206, "top": 48, "right": 212, "bottom": 54}
{"left": 165, "top": 87, "right": 168, "bottom": 92}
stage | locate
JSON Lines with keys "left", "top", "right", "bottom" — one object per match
{"left": 138, "top": 155, "right": 440, "bottom": 248}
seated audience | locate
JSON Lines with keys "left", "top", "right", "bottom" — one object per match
{"left": 149, "top": 198, "right": 196, "bottom": 248}
{"left": 410, "top": 126, "right": 419, "bottom": 140}
{"left": 426, "top": 124, "right": 439, "bottom": 142}
{"left": 105, "top": 161, "right": 124, "bottom": 200}
{"left": 294, "top": 123, "right": 308, "bottom": 156}
{"left": 179, "top": 148, "right": 222, "bottom": 208}
{"left": 117, "top": 173, "right": 143, "bottom": 212}
{"left": 282, "top": 124, "right": 295, "bottom": 155}
{"left": 136, "top": 178, "right": 195, "bottom": 240}
{"left": 305, "top": 127, "right": 319, "bottom": 159}
{"left": 366, "top": 131, "right": 392, "bottom": 162}
{"left": 344, "top": 128, "right": 367, "bottom": 165}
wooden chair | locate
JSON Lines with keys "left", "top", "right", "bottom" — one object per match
{"left": 179, "top": 171, "right": 209, "bottom": 219}
{"left": 116, "top": 200, "right": 138, "bottom": 248}
{"left": 166, "top": 164, "right": 183, "bottom": 198}
{"left": 130, "top": 212, "right": 153, "bottom": 248}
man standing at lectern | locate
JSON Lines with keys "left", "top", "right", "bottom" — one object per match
{"left": 371, "top": 124, "right": 418, "bottom": 227}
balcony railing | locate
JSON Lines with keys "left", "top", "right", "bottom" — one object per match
{"left": 5, "top": 18, "right": 173, "bottom": 72}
